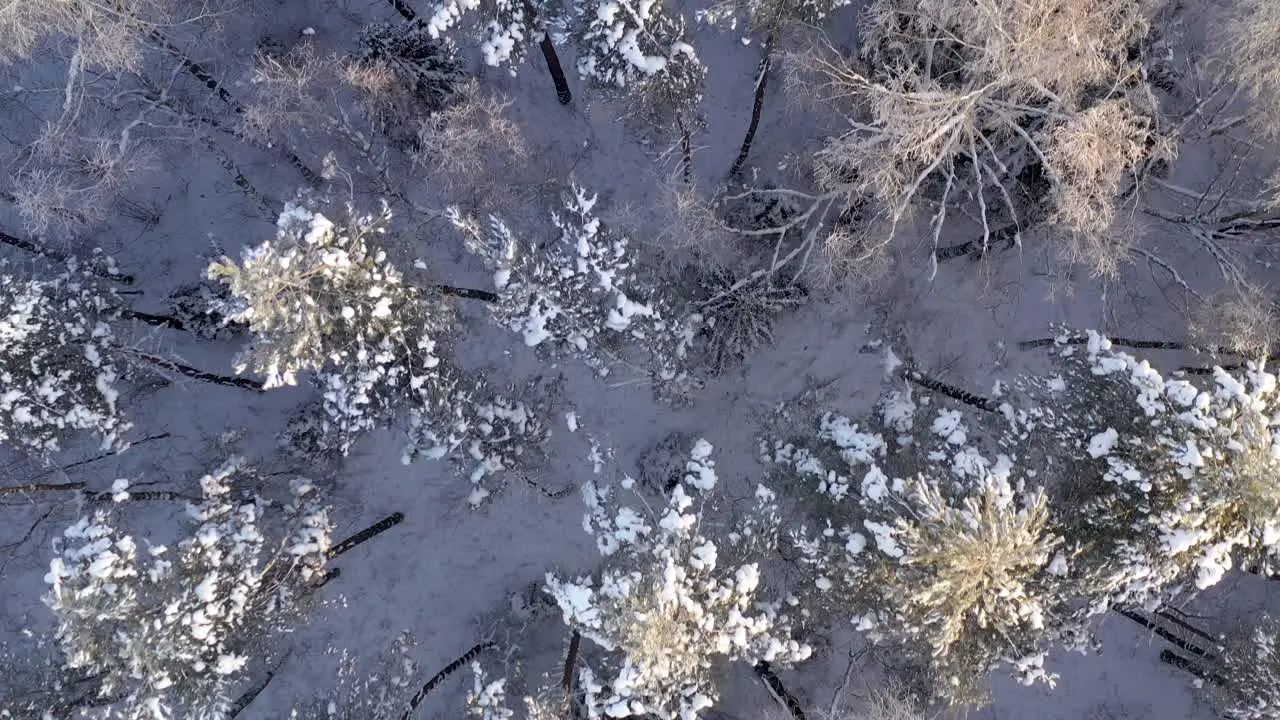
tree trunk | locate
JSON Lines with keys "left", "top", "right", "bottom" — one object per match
{"left": 1018, "top": 335, "right": 1223, "bottom": 354}
{"left": 729, "top": 31, "right": 775, "bottom": 180}
{"left": 386, "top": 0, "right": 419, "bottom": 21}
{"left": 676, "top": 114, "right": 693, "bottom": 184}
{"left": 327, "top": 512, "right": 406, "bottom": 559}
{"left": 1114, "top": 607, "right": 1216, "bottom": 659}
{"left": 227, "top": 658, "right": 287, "bottom": 720}
{"left": 85, "top": 489, "right": 199, "bottom": 503}
{"left": 1159, "top": 649, "right": 1226, "bottom": 685}
{"left": 517, "top": 0, "right": 571, "bottom": 105}
{"left": 119, "top": 308, "right": 188, "bottom": 331}
{"left": 561, "top": 630, "right": 581, "bottom": 696}
{"left": 401, "top": 642, "right": 496, "bottom": 720}
{"left": 0, "top": 230, "right": 134, "bottom": 283}
{"left": 753, "top": 662, "right": 806, "bottom": 720}
{"left": 435, "top": 284, "right": 498, "bottom": 303}
{"left": 901, "top": 367, "right": 999, "bottom": 413}
{"left": 121, "top": 348, "right": 266, "bottom": 391}
{"left": 538, "top": 32, "right": 573, "bottom": 105}
{"left": 10, "top": 434, "right": 170, "bottom": 492}
{"left": 0, "top": 480, "right": 86, "bottom": 494}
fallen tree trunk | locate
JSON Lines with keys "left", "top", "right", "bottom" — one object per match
{"left": 328, "top": 512, "right": 406, "bottom": 559}
{"left": 401, "top": 641, "right": 496, "bottom": 720}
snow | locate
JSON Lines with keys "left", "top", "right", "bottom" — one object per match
{"left": 930, "top": 409, "right": 967, "bottom": 445}
{"left": 0, "top": 3, "right": 1272, "bottom": 720}
{"left": 683, "top": 438, "right": 717, "bottom": 490}
{"left": 863, "top": 520, "right": 903, "bottom": 558}
{"left": 1088, "top": 428, "right": 1118, "bottom": 458}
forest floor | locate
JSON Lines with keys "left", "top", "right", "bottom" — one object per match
{"left": 1, "top": 0, "right": 1277, "bottom": 718}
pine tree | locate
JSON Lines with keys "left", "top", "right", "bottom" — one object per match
{"left": 1013, "top": 331, "right": 1280, "bottom": 608}
{"left": 541, "top": 439, "right": 811, "bottom": 718}
{"left": 41, "top": 459, "right": 331, "bottom": 720}
{"left": 423, "top": 0, "right": 574, "bottom": 103}
{"left": 452, "top": 184, "right": 702, "bottom": 403}
{"left": 208, "top": 198, "right": 459, "bottom": 454}
{"left": 571, "top": 0, "right": 707, "bottom": 176}
{"left": 765, "top": 399, "right": 1080, "bottom": 706}
{"left": 211, "top": 198, "right": 546, "bottom": 503}
{"left": 1217, "top": 614, "right": 1280, "bottom": 720}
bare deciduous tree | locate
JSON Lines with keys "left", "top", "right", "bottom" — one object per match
{"left": 777, "top": 0, "right": 1166, "bottom": 280}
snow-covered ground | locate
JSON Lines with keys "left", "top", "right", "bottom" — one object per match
{"left": 2, "top": 0, "right": 1277, "bottom": 718}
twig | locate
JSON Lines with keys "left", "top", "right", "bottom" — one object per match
{"left": 828, "top": 650, "right": 859, "bottom": 719}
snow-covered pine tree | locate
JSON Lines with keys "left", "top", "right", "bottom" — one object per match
{"left": 452, "top": 184, "right": 702, "bottom": 403}
{"left": 210, "top": 198, "right": 545, "bottom": 503}
{"left": 0, "top": 256, "right": 130, "bottom": 456}
{"left": 402, "top": 379, "right": 548, "bottom": 507}
{"left": 764, "top": 393, "right": 1082, "bottom": 706}
{"left": 1012, "top": 331, "right": 1280, "bottom": 609}
{"left": 570, "top": 0, "right": 706, "bottom": 174}
{"left": 208, "top": 198, "right": 458, "bottom": 454}
{"left": 41, "top": 458, "right": 331, "bottom": 720}
{"left": 542, "top": 439, "right": 811, "bottom": 719}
